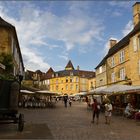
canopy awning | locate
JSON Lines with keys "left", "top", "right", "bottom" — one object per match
{"left": 36, "top": 90, "right": 60, "bottom": 96}
{"left": 74, "top": 92, "right": 87, "bottom": 96}
{"left": 88, "top": 86, "right": 107, "bottom": 95}
{"left": 20, "top": 90, "right": 35, "bottom": 94}
{"left": 89, "top": 85, "right": 140, "bottom": 96}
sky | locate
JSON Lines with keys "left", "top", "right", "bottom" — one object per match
{"left": 0, "top": 0, "right": 139, "bottom": 73}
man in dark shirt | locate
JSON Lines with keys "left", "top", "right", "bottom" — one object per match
{"left": 91, "top": 99, "right": 100, "bottom": 124}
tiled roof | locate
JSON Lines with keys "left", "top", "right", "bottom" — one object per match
{"left": 65, "top": 60, "right": 74, "bottom": 69}
{"left": 54, "top": 69, "right": 95, "bottom": 78}
{"left": 95, "top": 56, "right": 107, "bottom": 69}
{"left": 95, "top": 21, "right": 140, "bottom": 69}
{"left": 40, "top": 69, "right": 95, "bottom": 80}
{"left": 46, "top": 67, "right": 54, "bottom": 74}
{"left": 0, "top": 17, "right": 14, "bottom": 28}
{"left": 35, "top": 70, "right": 42, "bottom": 74}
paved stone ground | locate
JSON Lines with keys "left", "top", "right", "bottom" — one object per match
{"left": 0, "top": 101, "right": 140, "bottom": 140}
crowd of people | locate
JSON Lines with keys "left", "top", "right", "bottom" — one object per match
{"left": 91, "top": 98, "right": 113, "bottom": 125}
{"left": 85, "top": 95, "right": 140, "bottom": 125}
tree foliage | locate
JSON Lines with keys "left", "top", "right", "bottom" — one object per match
{"left": 0, "top": 53, "right": 14, "bottom": 80}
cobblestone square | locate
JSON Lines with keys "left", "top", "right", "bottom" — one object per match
{"left": 0, "top": 101, "right": 140, "bottom": 140}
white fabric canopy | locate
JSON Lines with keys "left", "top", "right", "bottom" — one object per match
{"left": 36, "top": 90, "right": 60, "bottom": 95}
{"left": 89, "top": 86, "right": 107, "bottom": 95}
{"left": 75, "top": 92, "right": 87, "bottom": 96}
{"left": 20, "top": 90, "right": 35, "bottom": 94}
{"left": 89, "top": 85, "right": 140, "bottom": 95}
{"left": 104, "top": 85, "right": 140, "bottom": 94}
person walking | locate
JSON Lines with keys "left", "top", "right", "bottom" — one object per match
{"left": 63, "top": 95, "right": 68, "bottom": 108}
{"left": 68, "top": 98, "right": 72, "bottom": 107}
{"left": 105, "top": 100, "right": 113, "bottom": 125}
{"left": 91, "top": 99, "right": 100, "bottom": 124}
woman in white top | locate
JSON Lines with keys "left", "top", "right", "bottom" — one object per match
{"left": 105, "top": 100, "right": 113, "bottom": 125}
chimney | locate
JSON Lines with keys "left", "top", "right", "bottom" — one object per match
{"left": 109, "top": 39, "right": 117, "bottom": 49}
{"left": 133, "top": 2, "right": 140, "bottom": 26}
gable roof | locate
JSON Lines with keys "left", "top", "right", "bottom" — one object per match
{"left": 46, "top": 67, "right": 54, "bottom": 74}
{"left": 0, "top": 17, "right": 14, "bottom": 28}
{"left": 0, "top": 17, "right": 24, "bottom": 71}
{"left": 65, "top": 60, "right": 74, "bottom": 70}
{"left": 95, "top": 21, "right": 140, "bottom": 69}
{"left": 54, "top": 69, "right": 95, "bottom": 78}
{"left": 95, "top": 56, "right": 107, "bottom": 69}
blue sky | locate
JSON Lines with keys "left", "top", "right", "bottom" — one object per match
{"left": 0, "top": 1, "right": 138, "bottom": 72}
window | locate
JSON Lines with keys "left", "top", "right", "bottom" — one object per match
{"left": 119, "top": 50, "right": 125, "bottom": 63}
{"left": 120, "top": 68, "right": 125, "bottom": 80}
{"left": 66, "top": 77, "right": 68, "bottom": 83}
{"left": 56, "top": 73, "right": 58, "bottom": 77}
{"left": 133, "top": 36, "right": 137, "bottom": 52}
{"left": 111, "top": 56, "right": 115, "bottom": 67}
{"left": 90, "top": 82, "right": 93, "bottom": 89}
{"left": 56, "top": 85, "right": 59, "bottom": 91}
{"left": 111, "top": 72, "right": 115, "bottom": 83}
{"left": 70, "top": 72, "right": 73, "bottom": 76}
{"left": 52, "top": 74, "right": 54, "bottom": 78}
{"left": 70, "top": 84, "right": 73, "bottom": 90}
{"left": 76, "top": 77, "right": 79, "bottom": 82}
{"left": 76, "top": 85, "right": 78, "bottom": 91}
{"left": 99, "top": 66, "right": 102, "bottom": 73}
{"left": 66, "top": 85, "right": 68, "bottom": 90}
{"left": 82, "top": 74, "right": 85, "bottom": 78}
{"left": 70, "top": 78, "right": 72, "bottom": 82}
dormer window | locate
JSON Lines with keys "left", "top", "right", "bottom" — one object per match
{"left": 52, "top": 74, "right": 54, "bottom": 78}
{"left": 56, "top": 73, "right": 58, "bottom": 77}
{"left": 70, "top": 72, "right": 73, "bottom": 76}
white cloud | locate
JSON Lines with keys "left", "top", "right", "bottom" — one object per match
{"left": 109, "top": 1, "right": 134, "bottom": 8}
{"left": 112, "top": 11, "right": 122, "bottom": 17}
{"left": 122, "top": 20, "right": 133, "bottom": 36}
{"left": 22, "top": 47, "right": 50, "bottom": 71}
{"left": 0, "top": 1, "right": 105, "bottom": 71}
{"left": 0, "top": 6, "right": 50, "bottom": 72}
{"left": 58, "top": 55, "right": 68, "bottom": 61}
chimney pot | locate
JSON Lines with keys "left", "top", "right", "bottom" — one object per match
{"left": 133, "top": 2, "right": 140, "bottom": 26}
{"left": 109, "top": 39, "right": 117, "bottom": 49}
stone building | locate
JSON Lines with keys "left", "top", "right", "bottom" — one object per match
{"left": 48, "top": 60, "right": 95, "bottom": 95}
{"left": 0, "top": 17, "right": 24, "bottom": 77}
{"left": 95, "top": 2, "right": 140, "bottom": 87}
{"left": 35, "top": 60, "right": 95, "bottom": 95}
